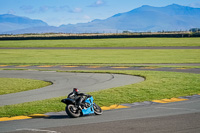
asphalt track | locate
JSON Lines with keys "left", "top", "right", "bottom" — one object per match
{"left": 4, "top": 100, "right": 200, "bottom": 133}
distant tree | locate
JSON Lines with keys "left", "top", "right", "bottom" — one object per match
{"left": 189, "top": 28, "right": 200, "bottom": 32}
{"left": 123, "top": 30, "right": 132, "bottom": 33}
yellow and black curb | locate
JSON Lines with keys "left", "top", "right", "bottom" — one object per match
{"left": 0, "top": 105, "right": 129, "bottom": 122}
{"left": 152, "top": 97, "right": 188, "bottom": 103}
{"left": 0, "top": 65, "right": 193, "bottom": 69}
{"left": 0, "top": 65, "right": 193, "bottom": 70}
{"left": 0, "top": 114, "right": 49, "bottom": 122}
{"left": 101, "top": 104, "right": 130, "bottom": 110}
{"left": 1, "top": 94, "right": 200, "bottom": 122}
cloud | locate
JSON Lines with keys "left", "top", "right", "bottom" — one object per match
{"left": 39, "top": 6, "right": 49, "bottom": 13}
{"left": 89, "top": 0, "right": 105, "bottom": 7}
{"left": 7, "top": 9, "right": 16, "bottom": 15}
{"left": 52, "top": 5, "right": 70, "bottom": 12}
{"left": 20, "top": 5, "right": 36, "bottom": 14}
{"left": 20, "top": 5, "right": 70, "bottom": 14}
{"left": 189, "top": 2, "right": 200, "bottom": 8}
{"left": 83, "top": 15, "right": 91, "bottom": 20}
{"left": 69, "top": 7, "right": 83, "bottom": 13}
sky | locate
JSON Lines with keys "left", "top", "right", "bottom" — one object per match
{"left": 1, "top": 0, "right": 200, "bottom": 26}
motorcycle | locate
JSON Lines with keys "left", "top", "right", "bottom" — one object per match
{"left": 61, "top": 91, "right": 103, "bottom": 118}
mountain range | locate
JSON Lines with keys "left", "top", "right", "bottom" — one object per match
{"left": 1, "top": 4, "right": 200, "bottom": 34}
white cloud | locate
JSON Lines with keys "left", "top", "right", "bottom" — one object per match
{"left": 89, "top": 0, "right": 105, "bottom": 7}
{"left": 189, "top": 2, "right": 200, "bottom": 8}
{"left": 20, "top": 5, "right": 70, "bottom": 14}
{"left": 72, "top": 8, "right": 83, "bottom": 13}
{"left": 7, "top": 9, "right": 16, "bottom": 15}
{"left": 39, "top": 6, "right": 49, "bottom": 13}
{"left": 20, "top": 5, "right": 36, "bottom": 14}
{"left": 83, "top": 15, "right": 91, "bottom": 20}
{"left": 96, "top": 0, "right": 104, "bottom": 5}
{"left": 53, "top": 5, "right": 69, "bottom": 12}
{"left": 68, "top": 7, "right": 83, "bottom": 13}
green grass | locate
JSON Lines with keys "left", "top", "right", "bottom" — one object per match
{"left": 0, "top": 70, "right": 200, "bottom": 117}
{"left": 0, "top": 49, "right": 200, "bottom": 65}
{"left": 0, "top": 38, "right": 200, "bottom": 117}
{"left": 89, "top": 70, "right": 200, "bottom": 106}
{"left": 0, "top": 38, "right": 200, "bottom": 47}
{"left": 0, "top": 78, "right": 52, "bottom": 95}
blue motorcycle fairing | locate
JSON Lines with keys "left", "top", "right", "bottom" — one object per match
{"left": 82, "top": 96, "right": 94, "bottom": 115}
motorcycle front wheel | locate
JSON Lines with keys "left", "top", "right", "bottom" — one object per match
{"left": 93, "top": 103, "right": 103, "bottom": 115}
{"left": 66, "top": 104, "right": 81, "bottom": 118}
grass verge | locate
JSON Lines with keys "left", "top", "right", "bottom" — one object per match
{"left": 0, "top": 78, "right": 52, "bottom": 95}
{"left": 0, "top": 70, "right": 200, "bottom": 117}
{"left": 0, "top": 38, "right": 200, "bottom": 47}
{"left": 0, "top": 49, "right": 200, "bottom": 64}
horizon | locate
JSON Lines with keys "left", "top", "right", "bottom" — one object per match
{"left": 1, "top": 0, "right": 200, "bottom": 27}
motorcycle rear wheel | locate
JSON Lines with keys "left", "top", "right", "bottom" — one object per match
{"left": 66, "top": 104, "right": 81, "bottom": 118}
{"left": 93, "top": 103, "right": 103, "bottom": 115}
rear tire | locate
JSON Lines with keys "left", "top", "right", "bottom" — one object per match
{"left": 93, "top": 103, "right": 103, "bottom": 115}
{"left": 66, "top": 104, "right": 81, "bottom": 118}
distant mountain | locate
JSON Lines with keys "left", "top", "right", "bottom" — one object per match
{"left": 59, "top": 4, "right": 200, "bottom": 33}
{"left": 1, "top": 4, "right": 200, "bottom": 34}
{"left": 0, "top": 14, "right": 48, "bottom": 33}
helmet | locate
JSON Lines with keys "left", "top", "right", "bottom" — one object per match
{"left": 73, "top": 88, "right": 79, "bottom": 94}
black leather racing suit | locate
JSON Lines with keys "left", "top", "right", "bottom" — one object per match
{"left": 68, "top": 92, "right": 90, "bottom": 108}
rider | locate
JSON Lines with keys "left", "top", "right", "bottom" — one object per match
{"left": 68, "top": 88, "right": 91, "bottom": 109}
